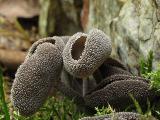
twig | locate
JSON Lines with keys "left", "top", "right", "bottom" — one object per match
{"left": 0, "top": 49, "right": 26, "bottom": 70}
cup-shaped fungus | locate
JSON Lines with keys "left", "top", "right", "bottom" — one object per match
{"left": 11, "top": 37, "right": 64, "bottom": 116}
{"left": 84, "top": 76, "right": 155, "bottom": 112}
{"left": 80, "top": 112, "right": 157, "bottom": 120}
{"left": 63, "top": 28, "right": 112, "bottom": 78}
{"left": 87, "top": 74, "right": 149, "bottom": 96}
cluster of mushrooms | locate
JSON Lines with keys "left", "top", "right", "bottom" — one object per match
{"left": 11, "top": 29, "right": 159, "bottom": 119}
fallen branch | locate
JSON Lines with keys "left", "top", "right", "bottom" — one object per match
{"left": 0, "top": 49, "right": 26, "bottom": 70}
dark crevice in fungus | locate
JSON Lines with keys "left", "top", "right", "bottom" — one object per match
{"left": 99, "top": 64, "right": 131, "bottom": 79}
{"left": 71, "top": 36, "right": 86, "bottom": 60}
{"left": 104, "top": 57, "right": 128, "bottom": 70}
{"left": 93, "top": 64, "right": 131, "bottom": 84}
{"left": 61, "top": 68, "right": 83, "bottom": 95}
{"left": 93, "top": 57, "right": 130, "bottom": 84}
{"left": 55, "top": 81, "right": 85, "bottom": 106}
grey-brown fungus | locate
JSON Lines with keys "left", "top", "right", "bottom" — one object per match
{"left": 94, "top": 64, "right": 131, "bottom": 83}
{"left": 11, "top": 37, "right": 65, "bottom": 116}
{"left": 60, "top": 36, "right": 70, "bottom": 45}
{"left": 26, "top": 37, "right": 64, "bottom": 59}
{"left": 63, "top": 28, "right": 112, "bottom": 78}
{"left": 87, "top": 74, "right": 149, "bottom": 95}
{"left": 104, "top": 57, "right": 128, "bottom": 70}
{"left": 80, "top": 112, "right": 157, "bottom": 120}
{"left": 93, "top": 57, "right": 130, "bottom": 84}
{"left": 55, "top": 81, "right": 85, "bottom": 106}
{"left": 84, "top": 79, "right": 155, "bottom": 111}
{"left": 100, "top": 65, "right": 131, "bottom": 77}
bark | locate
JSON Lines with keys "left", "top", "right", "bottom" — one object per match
{"left": 83, "top": 0, "right": 160, "bottom": 74}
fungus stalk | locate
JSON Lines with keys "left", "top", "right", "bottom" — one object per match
{"left": 82, "top": 77, "right": 88, "bottom": 96}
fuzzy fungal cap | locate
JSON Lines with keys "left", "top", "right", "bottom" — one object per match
{"left": 11, "top": 37, "right": 65, "bottom": 116}
{"left": 84, "top": 80, "right": 154, "bottom": 110}
{"left": 80, "top": 112, "right": 157, "bottom": 120}
{"left": 63, "top": 29, "right": 112, "bottom": 78}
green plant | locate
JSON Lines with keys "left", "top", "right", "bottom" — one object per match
{"left": 139, "top": 52, "right": 160, "bottom": 119}
{"left": 129, "top": 94, "right": 143, "bottom": 114}
{"left": 140, "top": 51, "right": 153, "bottom": 77}
{"left": 13, "top": 96, "right": 84, "bottom": 120}
{"left": 94, "top": 105, "right": 115, "bottom": 116}
{"left": 147, "top": 68, "right": 160, "bottom": 92}
{"left": 0, "top": 66, "right": 10, "bottom": 120}
{"left": 125, "top": 94, "right": 156, "bottom": 120}
{"left": 140, "top": 50, "right": 160, "bottom": 93}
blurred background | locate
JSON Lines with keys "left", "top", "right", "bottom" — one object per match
{"left": 0, "top": 0, "right": 160, "bottom": 119}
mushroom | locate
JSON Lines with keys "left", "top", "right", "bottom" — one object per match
{"left": 92, "top": 57, "right": 130, "bottom": 84}
{"left": 104, "top": 57, "right": 128, "bottom": 71}
{"left": 88, "top": 74, "right": 149, "bottom": 94}
{"left": 93, "top": 64, "right": 131, "bottom": 84}
{"left": 80, "top": 112, "right": 157, "bottom": 120}
{"left": 63, "top": 29, "right": 112, "bottom": 96}
{"left": 84, "top": 75, "right": 155, "bottom": 112}
{"left": 10, "top": 31, "right": 157, "bottom": 117}
{"left": 11, "top": 37, "right": 65, "bottom": 116}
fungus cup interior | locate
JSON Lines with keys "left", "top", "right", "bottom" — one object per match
{"left": 71, "top": 36, "right": 87, "bottom": 60}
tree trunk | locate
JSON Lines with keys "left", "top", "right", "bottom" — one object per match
{"left": 82, "top": 0, "right": 160, "bottom": 74}
{"left": 39, "top": 0, "right": 82, "bottom": 37}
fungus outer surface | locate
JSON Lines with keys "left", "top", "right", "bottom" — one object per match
{"left": 87, "top": 74, "right": 149, "bottom": 95}
{"left": 11, "top": 37, "right": 64, "bottom": 116}
{"left": 84, "top": 80, "right": 154, "bottom": 110}
{"left": 60, "top": 36, "right": 70, "bottom": 45}
{"left": 63, "top": 29, "right": 112, "bottom": 78}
